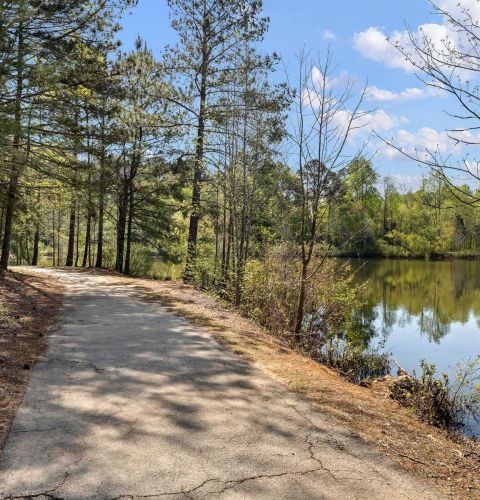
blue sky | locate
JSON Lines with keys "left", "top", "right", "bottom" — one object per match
{"left": 119, "top": 0, "right": 475, "bottom": 187}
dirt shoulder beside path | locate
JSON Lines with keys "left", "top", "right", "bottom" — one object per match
{"left": 120, "top": 274, "right": 480, "bottom": 498}
{"left": 0, "top": 269, "right": 63, "bottom": 450}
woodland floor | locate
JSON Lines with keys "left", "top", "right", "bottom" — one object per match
{"left": 0, "top": 267, "right": 478, "bottom": 499}
{"left": 0, "top": 270, "right": 63, "bottom": 450}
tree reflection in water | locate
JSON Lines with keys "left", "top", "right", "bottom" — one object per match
{"left": 346, "top": 259, "right": 480, "bottom": 345}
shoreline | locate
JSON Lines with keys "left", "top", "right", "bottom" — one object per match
{"left": 335, "top": 252, "right": 480, "bottom": 260}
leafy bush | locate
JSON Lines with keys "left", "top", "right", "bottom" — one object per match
{"left": 102, "top": 246, "right": 116, "bottom": 270}
{"left": 242, "top": 245, "right": 364, "bottom": 343}
{"left": 192, "top": 248, "right": 223, "bottom": 292}
{"left": 127, "top": 244, "right": 153, "bottom": 277}
{"left": 316, "top": 338, "right": 391, "bottom": 382}
{"left": 391, "top": 358, "right": 480, "bottom": 432}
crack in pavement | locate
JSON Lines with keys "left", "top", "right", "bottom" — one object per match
{"left": 107, "top": 467, "right": 331, "bottom": 499}
{"left": 304, "top": 432, "right": 338, "bottom": 482}
{"left": 288, "top": 403, "right": 348, "bottom": 454}
{"left": 1, "top": 470, "right": 71, "bottom": 500}
{"left": 43, "top": 357, "right": 107, "bottom": 376}
{"left": 2, "top": 425, "right": 90, "bottom": 500}
{"left": 11, "top": 427, "right": 74, "bottom": 435}
{"left": 122, "top": 419, "right": 139, "bottom": 440}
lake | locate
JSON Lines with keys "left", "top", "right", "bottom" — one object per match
{"left": 348, "top": 259, "right": 480, "bottom": 377}
{"left": 347, "top": 258, "right": 480, "bottom": 435}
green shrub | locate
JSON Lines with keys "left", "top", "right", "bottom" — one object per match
{"left": 317, "top": 338, "right": 391, "bottom": 382}
{"left": 127, "top": 244, "right": 154, "bottom": 277}
{"left": 102, "top": 246, "right": 116, "bottom": 270}
{"left": 241, "top": 246, "right": 364, "bottom": 343}
{"left": 391, "top": 358, "right": 480, "bottom": 432}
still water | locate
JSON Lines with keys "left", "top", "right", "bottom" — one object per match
{"left": 347, "top": 259, "right": 480, "bottom": 379}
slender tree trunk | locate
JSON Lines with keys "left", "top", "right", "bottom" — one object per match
{"left": 115, "top": 180, "right": 129, "bottom": 273}
{"left": 0, "top": 204, "right": 5, "bottom": 249}
{"left": 95, "top": 182, "right": 105, "bottom": 268}
{"left": 90, "top": 219, "right": 96, "bottom": 267}
{"left": 235, "top": 95, "right": 250, "bottom": 307}
{"left": 221, "top": 182, "right": 227, "bottom": 280}
{"left": 124, "top": 183, "right": 134, "bottom": 276}
{"left": 184, "top": 40, "right": 208, "bottom": 282}
{"left": 214, "top": 184, "right": 219, "bottom": 274}
{"left": 31, "top": 226, "right": 40, "bottom": 266}
{"left": 57, "top": 211, "right": 61, "bottom": 265}
{"left": 225, "top": 209, "right": 233, "bottom": 281}
{"left": 82, "top": 210, "right": 91, "bottom": 267}
{"left": 95, "top": 115, "right": 106, "bottom": 268}
{"left": 24, "top": 232, "right": 30, "bottom": 263}
{"left": 65, "top": 200, "right": 76, "bottom": 266}
{"left": 82, "top": 111, "right": 92, "bottom": 267}
{"left": 75, "top": 203, "right": 80, "bottom": 267}
{"left": 52, "top": 210, "right": 56, "bottom": 267}
{"left": 0, "top": 13, "right": 25, "bottom": 271}
{"left": 294, "top": 262, "right": 308, "bottom": 342}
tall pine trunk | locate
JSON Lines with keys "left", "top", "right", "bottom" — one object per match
{"left": 65, "top": 200, "right": 76, "bottom": 266}
{"left": 0, "top": 14, "right": 24, "bottom": 271}
{"left": 124, "top": 183, "right": 134, "bottom": 276}
{"left": 184, "top": 37, "right": 208, "bottom": 282}
{"left": 82, "top": 171, "right": 92, "bottom": 267}
{"left": 31, "top": 226, "right": 40, "bottom": 266}
{"left": 75, "top": 203, "right": 80, "bottom": 266}
{"left": 115, "top": 181, "right": 129, "bottom": 273}
{"left": 95, "top": 115, "right": 106, "bottom": 268}
{"left": 52, "top": 211, "right": 56, "bottom": 267}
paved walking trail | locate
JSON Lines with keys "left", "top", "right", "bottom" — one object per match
{"left": 0, "top": 269, "right": 441, "bottom": 499}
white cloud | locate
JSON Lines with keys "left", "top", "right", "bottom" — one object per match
{"left": 333, "top": 109, "right": 407, "bottom": 144}
{"left": 376, "top": 174, "right": 422, "bottom": 192}
{"left": 310, "top": 67, "right": 351, "bottom": 89}
{"left": 368, "top": 109, "right": 407, "bottom": 132}
{"left": 310, "top": 66, "right": 323, "bottom": 87}
{"left": 322, "top": 29, "right": 337, "bottom": 41}
{"left": 326, "top": 70, "right": 352, "bottom": 88}
{"left": 367, "top": 85, "right": 440, "bottom": 102}
{"left": 353, "top": 27, "right": 413, "bottom": 71}
{"left": 302, "top": 68, "right": 357, "bottom": 109}
{"left": 390, "top": 174, "right": 422, "bottom": 191}
{"left": 379, "top": 126, "right": 459, "bottom": 159}
{"left": 438, "top": 0, "right": 480, "bottom": 21}
{"left": 353, "top": 18, "right": 454, "bottom": 73}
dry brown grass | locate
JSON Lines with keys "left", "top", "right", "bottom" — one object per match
{"left": 0, "top": 270, "right": 63, "bottom": 451}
